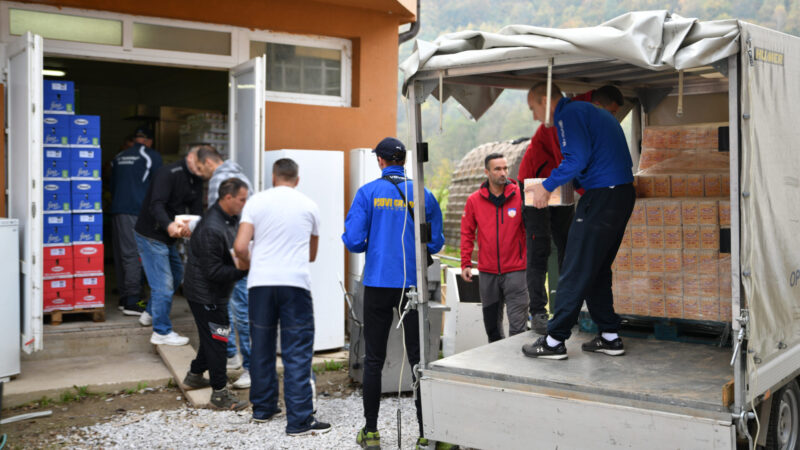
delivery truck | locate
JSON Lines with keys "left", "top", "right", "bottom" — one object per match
{"left": 399, "top": 11, "right": 800, "bottom": 449}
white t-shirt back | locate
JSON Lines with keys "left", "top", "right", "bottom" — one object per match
{"left": 241, "top": 186, "right": 320, "bottom": 291}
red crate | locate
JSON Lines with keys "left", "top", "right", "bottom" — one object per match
{"left": 73, "top": 243, "right": 104, "bottom": 276}
{"left": 43, "top": 277, "right": 74, "bottom": 312}
{"left": 74, "top": 275, "right": 105, "bottom": 309}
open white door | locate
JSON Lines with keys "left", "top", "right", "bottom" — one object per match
{"left": 228, "top": 56, "right": 265, "bottom": 191}
{"left": 6, "top": 32, "right": 43, "bottom": 353}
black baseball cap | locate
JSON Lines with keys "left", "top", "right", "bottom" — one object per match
{"left": 134, "top": 126, "right": 154, "bottom": 140}
{"left": 372, "top": 137, "right": 406, "bottom": 161}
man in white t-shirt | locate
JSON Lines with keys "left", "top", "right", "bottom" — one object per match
{"left": 233, "top": 158, "right": 331, "bottom": 436}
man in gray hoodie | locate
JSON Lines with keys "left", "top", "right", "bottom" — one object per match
{"left": 196, "top": 146, "right": 254, "bottom": 389}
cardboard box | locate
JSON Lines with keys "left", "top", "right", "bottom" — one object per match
{"left": 719, "top": 201, "right": 731, "bottom": 227}
{"left": 664, "top": 273, "right": 683, "bottom": 296}
{"left": 634, "top": 176, "right": 654, "bottom": 198}
{"left": 613, "top": 272, "right": 631, "bottom": 297}
{"left": 71, "top": 179, "right": 102, "bottom": 211}
{"left": 70, "top": 148, "right": 102, "bottom": 178}
{"left": 613, "top": 248, "right": 631, "bottom": 272}
{"left": 74, "top": 275, "right": 105, "bottom": 309}
{"left": 43, "top": 180, "right": 71, "bottom": 212}
{"left": 681, "top": 200, "right": 698, "bottom": 225}
{"left": 697, "top": 250, "right": 720, "bottom": 274}
{"left": 619, "top": 229, "right": 632, "bottom": 248}
{"left": 630, "top": 226, "right": 647, "bottom": 248}
{"left": 698, "top": 200, "right": 719, "bottom": 225}
{"left": 665, "top": 296, "right": 683, "bottom": 318}
{"left": 700, "top": 225, "right": 720, "bottom": 250}
{"left": 721, "top": 174, "right": 731, "bottom": 197}
{"left": 72, "top": 213, "right": 103, "bottom": 243}
{"left": 670, "top": 175, "right": 688, "bottom": 197}
{"left": 699, "top": 299, "right": 720, "bottom": 321}
{"left": 683, "top": 226, "right": 700, "bottom": 250}
{"left": 69, "top": 115, "right": 101, "bottom": 147}
{"left": 43, "top": 114, "right": 69, "bottom": 146}
{"left": 653, "top": 175, "right": 671, "bottom": 197}
{"left": 632, "top": 297, "right": 650, "bottom": 316}
{"left": 44, "top": 147, "right": 70, "bottom": 179}
{"left": 629, "top": 202, "right": 647, "bottom": 226}
{"left": 631, "top": 249, "right": 648, "bottom": 272}
{"left": 687, "top": 174, "right": 705, "bottom": 197}
{"left": 684, "top": 275, "right": 700, "bottom": 298}
{"left": 663, "top": 250, "right": 682, "bottom": 273}
{"left": 43, "top": 80, "right": 75, "bottom": 114}
{"left": 647, "top": 274, "right": 664, "bottom": 295}
{"left": 43, "top": 244, "right": 74, "bottom": 278}
{"left": 646, "top": 201, "right": 664, "bottom": 226}
{"left": 704, "top": 174, "right": 722, "bottom": 197}
{"left": 662, "top": 201, "right": 682, "bottom": 225}
{"left": 682, "top": 251, "right": 699, "bottom": 273}
{"left": 683, "top": 297, "right": 701, "bottom": 320}
{"left": 647, "top": 250, "right": 664, "bottom": 272}
{"left": 647, "top": 227, "right": 664, "bottom": 249}
{"left": 649, "top": 296, "right": 666, "bottom": 317}
{"left": 614, "top": 296, "right": 632, "bottom": 315}
{"left": 699, "top": 274, "right": 719, "bottom": 298}
{"left": 73, "top": 243, "right": 104, "bottom": 275}
{"left": 43, "top": 277, "right": 74, "bottom": 312}
{"left": 664, "top": 227, "right": 682, "bottom": 249}
{"left": 523, "top": 178, "right": 575, "bottom": 206}
{"left": 720, "top": 300, "right": 733, "bottom": 322}
{"left": 44, "top": 213, "right": 71, "bottom": 245}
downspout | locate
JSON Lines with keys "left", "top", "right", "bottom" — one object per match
{"left": 398, "top": 0, "right": 421, "bottom": 44}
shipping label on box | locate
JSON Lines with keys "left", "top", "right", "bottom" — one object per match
{"left": 73, "top": 243, "right": 104, "bottom": 275}
{"left": 72, "top": 213, "right": 103, "bottom": 243}
{"left": 523, "top": 178, "right": 575, "bottom": 206}
{"left": 71, "top": 180, "right": 102, "bottom": 211}
{"left": 43, "top": 80, "right": 75, "bottom": 114}
{"left": 43, "top": 277, "right": 74, "bottom": 312}
{"left": 74, "top": 275, "right": 105, "bottom": 309}
{"left": 69, "top": 115, "right": 101, "bottom": 147}
{"left": 44, "top": 213, "right": 71, "bottom": 245}
{"left": 43, "top": 180, "right": 71, "bottom": 212}
{"left": 43, "top": 115, "right": 69, "bottom": 146}
{"left": 43, "top": 244, "right": 74, "bottom": 278}
{"left": 44, "top": 147, "right": 70, "bottom": 179}
{"left": 70, "top": 149, "right": 102, "bottom": 178}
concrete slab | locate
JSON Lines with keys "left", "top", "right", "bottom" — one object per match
{"left": 3, "top": 353, "right": 172, "bottom": 408}
{"left": 156, "top": 344, "right": 211, "bottom": 408}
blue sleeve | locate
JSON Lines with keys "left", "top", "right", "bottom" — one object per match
{"left": 542, "top": 109, "right": 592, "bottom": 192}
{"left": 152, "top": 152, "right": 163, "bottom": 173}
{"left": 424, "top": 188, "right": 445, "bottom": 254}
{"left": 342, "top": 187, "right": 370, "bottom": 253}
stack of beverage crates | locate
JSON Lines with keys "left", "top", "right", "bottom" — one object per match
{"left": 42, "top": 80, "right": 105, "bottom": 314}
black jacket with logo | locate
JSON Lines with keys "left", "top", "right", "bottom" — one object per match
{"left": 183, "top": 202, "right": 247, "bottom": 305}
{"left": 134, "top": 158, "right": 203, "bottom": 245}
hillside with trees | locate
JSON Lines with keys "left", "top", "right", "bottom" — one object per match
{"left": 398, "top": 1, "right": 800, "bottom": 210}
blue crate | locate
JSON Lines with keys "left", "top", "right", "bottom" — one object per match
{"left": 70, "top": 148, "right": 101, "bottom": 178}
{"left": 43, "top": 180, "right": 71, "bottom": 212}
{"left": 43, "top": 114, "right": 69, "bottom": 146}
{"left": 72, "top": 213, "right": 102, "bottom": 243}
{"left": 43, "top": 80, "right": 75, "bottom": 114}
{"left": 68, "top": 115, "right": 101, "bottom": 147}
{"left": 71, "top": 179, "right": 102, "bottom": 212}
{"left": 44, "top": 213, "right": 72, "bottom": 245}
{"left": 44, "top": 147, "right": 70, "bottom": 179}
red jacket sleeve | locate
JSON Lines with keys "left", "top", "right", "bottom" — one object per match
{"left": 460, "top": 195, "right": 477, "bottom": 270}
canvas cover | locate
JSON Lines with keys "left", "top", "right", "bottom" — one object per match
{"left": 738, "top": 22, "right": 800, "bottom": 393}
{"left": 401, "top": 10, "right": 739, "bottom": 119}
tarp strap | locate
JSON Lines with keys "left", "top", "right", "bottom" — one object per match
{"left": 677, "top": 70, "right": 685, "bottom": 117}
{"left": 545, "top": 57, "right": 554, "bottom": 126}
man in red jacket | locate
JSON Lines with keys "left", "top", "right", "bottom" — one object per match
{"left": 461, "top": 153, "right": 529, "bottom": 342}
{"left": 518, "top": 85, "right": 624, "bottom": 335}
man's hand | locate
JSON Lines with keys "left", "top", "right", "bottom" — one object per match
{"left": 167, "top": 221, "right": 186, "bottom": 238}
{"left": 529, "top": 183, "right": 552, "bottom": 209}
{"left": 461, "top": 267, "right": 473, "bottom": 282}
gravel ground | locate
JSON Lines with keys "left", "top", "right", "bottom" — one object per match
{"left": 58, "top": 394, "right": 421, "bottom": 449}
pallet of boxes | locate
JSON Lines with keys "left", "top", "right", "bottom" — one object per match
{"left": 42, "top": 80, "right": 106, "bottom": 325}
{"left": 612, "top": 123, "right": 732, "bottom": 340}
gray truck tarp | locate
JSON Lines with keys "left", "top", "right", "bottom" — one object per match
{"left": 401, "top": 11, "right": 800, "bottom": 398}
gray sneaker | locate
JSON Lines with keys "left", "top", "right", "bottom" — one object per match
{"left": 210, "top": 387, "right": 249, "bottom": 410}
{"left": 531, "top": 313, "right": 549, "bottom": 335}
{"left": 182, "top": 371, "right": 210, "bottom": 390}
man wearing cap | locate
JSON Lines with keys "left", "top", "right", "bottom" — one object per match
{"left": 110, "top": 127, "right": 162, "bottom": 316}
{"left": 342, "top": 137, "right": 444, "bottom": 450}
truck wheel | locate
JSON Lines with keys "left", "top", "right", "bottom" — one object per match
{"left": 767, "top": 380, "right": 800, "bottom": 450}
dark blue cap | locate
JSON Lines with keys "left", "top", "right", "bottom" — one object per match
{"left": 372, "top": 137, "right": 406, "bottom": 161}
{"left": 134, "top": 126, "right": 154, "bottom": 140}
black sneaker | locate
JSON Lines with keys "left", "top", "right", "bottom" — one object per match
{"left": 122, "top": 300, "right": 146, "bottom": 316}
{"left": 252, "top": 408, "right": 283, "bottom": 423}
{"left": 287, "top": 417, "right": 332, "bottom": 436}
{"left": 182, "top": 371, "right": 210, "bottom": 390}
{"left": 210, "top": 387, "right": 249, "bottom": 411}
{"left": 582, "top": 335, "right": 625, "bottom": 356}
{"left": 522, "top": 336, "right": 568, "bottom": 360}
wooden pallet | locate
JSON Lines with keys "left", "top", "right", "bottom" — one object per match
{"left": 578, "top": 311, "right": 732, "bottom": 346}
{"left": 46, "top": 307, "right": 105, "bottom": 325}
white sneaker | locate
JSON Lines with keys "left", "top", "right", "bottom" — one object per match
{"left": 233, "top": 370, "right": 251, "bottom": 389}
{"left": 227, "top": 353, "right": 242, "bottom": 370}
{"left": 139, "top": 311, "right": 153, "bottom": 327}
{"left": 150, "top": 331, "right": 189, "bottom": 346}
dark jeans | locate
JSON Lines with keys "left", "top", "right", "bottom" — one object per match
{"left": 188, "top": 301, "right": 230, "bottom": 390}
{"left": 362, "top": 286, "right": 423, "bottom": 436}
{"left": 112, "top": 214, "right": 146, "bottom": 307}
{"left": 523, "top": 205, "right": 574, "bottom": 315}
{"left": 249, "top": 285, "right": 315, "bottom": 433}
{"left": 547, "top": 184, "right": 635, "bottom": 342}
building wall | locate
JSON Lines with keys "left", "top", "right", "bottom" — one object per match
{"left": 0, "top": 84, "right": 5, "bottom": 216}
{"left": 19, "top": 0, "right": 403, "bottom": 153}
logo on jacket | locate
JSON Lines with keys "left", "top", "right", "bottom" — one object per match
{"left": 508, "top": 208, "right": 517, "bottom": 218}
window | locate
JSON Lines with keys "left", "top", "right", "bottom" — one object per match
{"left": 9, "top": 8, "right": 121, "bottom": 46}
{"left": 134, "top": 23, "right": 231, "bottom": 56}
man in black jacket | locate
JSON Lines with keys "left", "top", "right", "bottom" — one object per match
{"left": 182, "top": 177, "right": 249, "bottom": 410}
{"left": 134, "top": 145, "right": 217, "bottom": 346}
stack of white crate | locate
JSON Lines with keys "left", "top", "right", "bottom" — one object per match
{"left": 178, "top": 112, "right": 228, "bottom": 157}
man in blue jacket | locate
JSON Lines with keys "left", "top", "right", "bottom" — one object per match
{"left": 522, "top": 82, "right": 635, "bottom": 360}
{"left": 342, "top": 137, "right": 444, "bottom": 450}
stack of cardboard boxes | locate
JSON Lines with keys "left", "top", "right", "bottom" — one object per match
{"left": 612, "top": 123, "right": 732, "bottom": 323}
{"left": 42, "top": 80, "right": 105, "bottom": 315}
